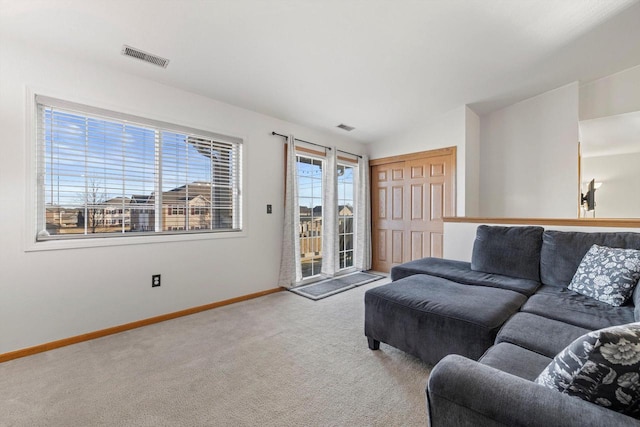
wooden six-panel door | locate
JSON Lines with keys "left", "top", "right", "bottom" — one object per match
{"left": 371, "top": 148, "right": 455, "bottom": 273}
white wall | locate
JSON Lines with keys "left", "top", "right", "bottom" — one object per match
{"left": 582, "top": 152, "right": 640, "bottom": 218}
{"left": 0, "top": 39, "right": 365, "bottom": 354}
{"left": 464, "top": 107, "right": 480, "bottom": 217}
{"left": 578, "top": 64, "right": 640, "bottom": 219}
{"left": 479, "top": 83, "right": 579, "bottom": 218}
{"left": 580, "top": 64, "right": 640, "bottom": 121}
{"left": 366, "top": 106, "right": 470, "bottom": 216}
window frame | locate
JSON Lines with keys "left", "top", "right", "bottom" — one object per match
{"left": 25, "top": 92, "right": 246, "bottom": 252}
{"left": 296, "top": 151, "right": 325, "bottom": 279}
{"left": 337, "top": 160, "right": 356, "bottom": 271}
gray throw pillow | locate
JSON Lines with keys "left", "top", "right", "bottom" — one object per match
{"left": 470, "top": 225, "right": 544, "bottom": 281}
{"left": 535, "top": 323, "right": 640, "bottom": 418}
{"left": 568, "top": 244, "right": 640, "bottom": 306}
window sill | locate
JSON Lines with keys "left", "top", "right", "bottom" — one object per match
{"left": 25, "top": 230, "right": 246, "bottom": 252}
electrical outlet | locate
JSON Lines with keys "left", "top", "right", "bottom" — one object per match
{"left": 152, "top": 274, "right": 161, "bottom": 287}
{"left": 267, "top": 204, "right": 272, "bottom": 214}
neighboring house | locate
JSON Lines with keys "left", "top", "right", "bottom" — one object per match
{"left": 46, "top": 197, "right": 132, "bottom": 234}
{"left": 163, "top": 181, "right": 230, "bottom": 231}
{"left": 164, "top": 194, "right": 212, "bottom": 231}
{"left": 130, "top": 182, "right": 233, "bottom": 232}
{"left": 338, "top": 205, "right": 353, "bottom": 217}
{"left": 299, "top": 206, "right": 312, "bottom": 217}
{"left": 45, "top": 206, "right": 79, "bottom": 232}
{"left": 43, "top": 182, "right": 232, "bottom": 235}
{"left": 130, "top": 194, "right": 156, "bottom": 232}
{"left": 298, "top": 205, "right": 353, "bottom": 259}
{"left": 307, "top": 205, "right": 353, "bottom": 217}
{"left": 99, "top": 197, "right": 132, "bottom": 229}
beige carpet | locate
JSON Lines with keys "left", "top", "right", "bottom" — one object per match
{"left": 0, "top": 278, "right": 431, "bottom": 426}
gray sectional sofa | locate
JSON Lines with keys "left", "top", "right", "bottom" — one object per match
{"left": 364, "top": 225, "right": 640, "bottom": 426}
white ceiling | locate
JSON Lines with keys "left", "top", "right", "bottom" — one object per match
{"left": 580, "top": 111, "right": 640, "bottom": 157}
{"left": 2, "top": 0, "right": 640, "bottom": 142}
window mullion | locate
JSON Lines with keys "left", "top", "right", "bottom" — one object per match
{"left": 84, "top": 116, "right": 89, "bottom": 235}
{"left": 234, "top": 146, "right": 240, "bottom": 230}
{"left": 210, "top": 145, "right": 214, "bottom": 231}
{"left": 121, "top": 123, "right": 126, "bottom": 233}
{"left": 36, "top": 106, "right": 48, "bottom": 236}
{"left": 185, "top": 138, "right": 189, "bottom": 230}
{"left": 155, "top": 130, "right": 163, "bottom": 232}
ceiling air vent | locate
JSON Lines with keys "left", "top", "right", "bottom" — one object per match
{"left": 121, "top": 45, "right": 170, "bottom": 68}
{"left": 337, "top": 123, "right": 355, "bottom": 132}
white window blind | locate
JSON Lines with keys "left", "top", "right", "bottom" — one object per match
{"left": 35, "top": 95, "right": 242, "bottom": 241}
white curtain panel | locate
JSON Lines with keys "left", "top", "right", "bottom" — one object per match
{"left": 278, "top": 135, "right": 302, "bottom": 288}
{"left": 355, "top": 154, "right": 372, "bottom": 271}
{"left": 321, "top": 147, "right": 338, "bottom": 277}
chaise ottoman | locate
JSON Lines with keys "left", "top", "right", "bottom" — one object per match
{"left": 364, "top": 274, "right": 528, "bottom": 365}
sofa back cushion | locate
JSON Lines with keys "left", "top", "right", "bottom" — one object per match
{"left": 540, "top": 231, "right": 640, "bottom": 288}
{"left": 634, "top": 285, "right": 640, "bottom": 321}
{"left": 471, "top": 225, "right": 544, "bottom": 281}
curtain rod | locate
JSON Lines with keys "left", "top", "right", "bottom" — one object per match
{"left": 271, "top": 132, "right": 362, "bottom": 158}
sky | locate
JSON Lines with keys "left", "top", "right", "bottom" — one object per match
{"left": 43, "top": 108, "right": 233, "bottom": 208}
{"left": 296, "top": 156, "right": 354, "bottom": 211}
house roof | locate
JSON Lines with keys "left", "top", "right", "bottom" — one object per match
{"left": 130, "top": 195, "right": 154, "bottom": 205}
{"left": 132, "top": 183, "right": 214, "bottom": 205}
{"left": 2, "top": 1, "right": 640, "bottom": 142}
{"left": 300, "top": 205, "right": 353, "bottom": 216}
{"left": 103, "top": 197, "right": 132, "bottom": 205}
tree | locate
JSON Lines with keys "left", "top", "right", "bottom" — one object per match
{"left": 78, "top": 179, "right": 107, "bottom": 233}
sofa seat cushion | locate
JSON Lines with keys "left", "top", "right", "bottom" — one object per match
{"left": 496, "top": 312, "right": 591, "bottom": 358}
{"left": 479, "top": 342, "right": 552, "bottom": 381}
{"left": 521, "top": 287, "right": 635, "bottom": 330}
{"left": 533, "top": 284, "right": 570, "bottom": 295}
{"left": 364, "top": 274, "right": 527, "bottom": 365}
{"left": 390, "top": 257, "right": 540, "bottom": 296}
{"left": 471, "top": 225, "right": 544, "bottom": 281}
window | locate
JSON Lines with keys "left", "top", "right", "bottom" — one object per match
{"left": 36, "top": 95, "right": 242, "bottom": 241}
{"left": 171, "top": 206, "right": 185, "bottom": 216}
{"left": 193, "top": 207, "right": 207, "bottom": 215}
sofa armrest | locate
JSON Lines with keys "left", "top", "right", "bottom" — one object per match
{"left": 427, "top": 355, "right": 640, "bottom": 427}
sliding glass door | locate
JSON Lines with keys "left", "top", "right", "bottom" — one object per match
{"left": 297, "top": 154, "right": 323, "bottom": 278}
{"left": 295, "top": 153, "right": 358, "bottom": 279}
{"left": 338, "top": 163, "right": 355, "bottom": 270}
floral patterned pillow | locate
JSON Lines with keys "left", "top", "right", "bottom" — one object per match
{"left": 568, "top": 244, "right": 640, "bottom": 306}
{"left": 535, "top": 323, "right": 640, "bottom": 417}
